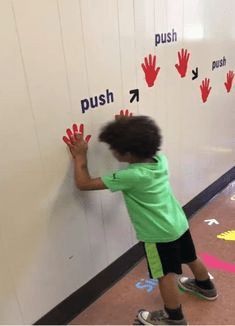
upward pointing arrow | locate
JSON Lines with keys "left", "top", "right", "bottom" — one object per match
{"left": 204, "top": 219, "right": 219, "bottom": 226}
{"left": 129, "top": 89, "right": 139, "bottom": 103}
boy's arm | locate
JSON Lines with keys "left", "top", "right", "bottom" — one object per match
{"left": 74, "top": 154, "right": 107, "bottom": 190}
{"left": 63, "top": 127, "right": 107, "bottom": 191}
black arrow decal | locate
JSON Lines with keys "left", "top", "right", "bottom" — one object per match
{"left": 192, "top": 67, "right": 198, "bottom": 80}
{"left": 129, "top": 89, "right": 139, "bottom": 103}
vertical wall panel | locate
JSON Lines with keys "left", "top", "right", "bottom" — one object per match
{"left": 117, "top": 0, "right": 139, "bottom": 244}
{"left": 117, "top": 0, "right": 138, "bottom": 111}
{"left": 79, "top": 0, "right": 134, "bottom": 263}
{"left": 179, "top": 0, "right": 207, "bottom": 203}
{"left": 134, "top": 0, "right": 160, "bottom": 119}
{"left": 202, "top": 0, "right": 235, "bottom": 185}
{"left": 6, "top": 0, "right": 92, "bottom": 322}
{"left": 155, "top": 0, "right": 184, "bottom": 200}
{"left": 12, "top": 0, "right": 71, "bottom": 175}
{"left": 57, "top": 0, "right": 108, "bottom": 279}
{"left": 0, "top": 232, "right": 23, "bottom": 324}
{"left": 80, "top": 0, "right": 122, "bottom": 124}
{"left": 0, "top": 1, "right": 47, "bottom": 323}
{"left": 180, "top": 0, "right": 235, "bottom": 204}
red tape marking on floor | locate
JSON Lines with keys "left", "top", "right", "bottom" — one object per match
{"left": 200, "top": 252, "right": 235, "bottom": 273}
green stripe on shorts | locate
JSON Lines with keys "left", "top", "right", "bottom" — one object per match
{"left": 144, "top": 242, "right": 164, "bottom": 279}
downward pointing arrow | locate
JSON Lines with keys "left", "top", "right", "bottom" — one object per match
{"left": 204, "top": 219, "right": 219, "bottom": 226}
{"left": 129, "top": 89, "right": 139, "bottom": 103}
{"left": 192, "top": 67, "right": 198, "bottom": 80}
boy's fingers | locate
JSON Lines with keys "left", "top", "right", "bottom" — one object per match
{"left": 79, "top": 124, "right": 84, "bottom": 135}
{"left": 66, "top": 128, "right": 73, "bottom": 141}
{"left": 85, "top": 135, "right": 92, "bottom": 143}
{"left": 73, "top": 124, "right": 78, "bottom": 134}
{"left": 63, "top": 136, "right": 71, "bottom": 145}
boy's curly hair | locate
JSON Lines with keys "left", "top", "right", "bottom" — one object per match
{"left": 99, "top": 115, "right": 162, "bottom": 158}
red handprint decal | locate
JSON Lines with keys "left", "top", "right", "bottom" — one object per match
{"left": 175, "top": 48, "right": 190, "bottom": 78}
{"left": 62, "top": 123, "right": 91, "bottom": 158}
{"left": 115, "top": 109, "right": 133, "bottom": 120}
{"left": 200, "top": 78, "right": 212, "bottom": 103}
{"left": 224, "top": 70, "right": 234, "bottom": 93}
{"left": 141, "top": 54, "right": 160, "bottom": 87}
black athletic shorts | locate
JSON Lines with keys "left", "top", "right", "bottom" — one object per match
{"left": 142, "top": 229, "right": 197, "bottom": 279}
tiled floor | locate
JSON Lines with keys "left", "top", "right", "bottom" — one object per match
{"left": 71, "top": 182, "right": 235, "bottom": 325}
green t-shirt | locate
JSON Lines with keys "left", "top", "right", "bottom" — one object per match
{"left": 101, "top": 153, "right": 189, "bottom": 242}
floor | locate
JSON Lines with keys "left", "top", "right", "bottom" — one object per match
{"left": 70, "top": 182, "right": 235, "bottom": 325}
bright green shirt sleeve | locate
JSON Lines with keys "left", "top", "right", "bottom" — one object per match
{"left": 101, "top": 169, "right": 140, "bottom": 192}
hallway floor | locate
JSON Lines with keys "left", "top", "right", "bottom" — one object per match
{"left": 70, "top": 182, "right": 235, "bottom": 325}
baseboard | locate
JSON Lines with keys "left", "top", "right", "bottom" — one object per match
{"left": 35, "top": 166, "right": 235, "bottom": 325}
{"left": 35, "top": 242, "right": 145, "bottom": 325}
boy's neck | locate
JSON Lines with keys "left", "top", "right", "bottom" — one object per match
{"left": 129, "top": 157, "right": 155, "bottom": 164}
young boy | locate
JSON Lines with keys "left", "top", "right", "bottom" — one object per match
{"left": 63, "top": 115, "right": 217, "bottom": 325}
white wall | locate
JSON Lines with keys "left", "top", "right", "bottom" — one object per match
{"left": 0, "top": 0, "right": 234, "bottom": 323}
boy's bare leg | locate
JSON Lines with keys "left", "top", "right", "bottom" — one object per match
{"left": 187, "top": 258, "right": 210, "bottom": 280}
{"left": 138, "top": 273, "right": 187, "bottom": 323}
{"left": 158, "top": 273, "right": 181, "bottom": 309}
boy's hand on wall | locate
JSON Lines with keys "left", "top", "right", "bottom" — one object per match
{"left": 175, "top": 48, "right": 190, "bottom": 78}
{"left": 63, "top": 123, "right": 91, "bottom": 158}
{"left": 141, "top": 54, "right": 160, "bottom": 87}
{"left": 224, "top": 70, "right": 234, "bottom": 93}
{"left": 200, "top": 78, "right": 211, "bottom": 103}
{"left": 115, "top": 109, "right": 133, "bottom": 120}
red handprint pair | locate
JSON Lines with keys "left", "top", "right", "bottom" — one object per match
{"left": 200, "top": 70, "right": 234, "bottom": 103}
{"left": 141, "top": 49, "right": 190, "bottom": 87}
